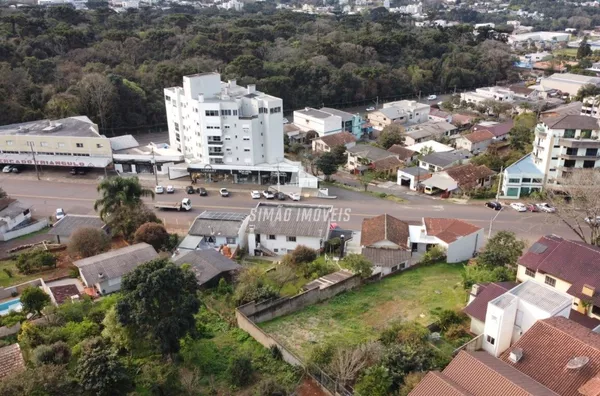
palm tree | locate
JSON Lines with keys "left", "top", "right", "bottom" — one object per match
{"left": 94, "top": 177, "right": 154, "bottom": 220}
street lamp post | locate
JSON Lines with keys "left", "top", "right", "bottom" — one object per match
{"left": 151, "top": 146, "right": 158, "bottom": 186}
{"left": 489, "top": 166, "right": 504, "bottom": 239}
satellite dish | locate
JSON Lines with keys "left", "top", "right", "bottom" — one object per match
{"left": 567, "top": 356, "right": 590, "bottom": 370}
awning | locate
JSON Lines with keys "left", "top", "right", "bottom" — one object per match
{"left": 422, "top": 173, "right": 458, "bottom": 191}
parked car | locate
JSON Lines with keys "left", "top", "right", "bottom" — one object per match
{"left": 166, "top": 185, "right": 175, "bottom": 194}
{"left": 536, "top": 202, "right": 556, "bottom": 213}
{"left": 288, "top": 192, "right": 301, "bottom": 201}
{"left": 427, "top": 94, "right": 437, "bottom": 101}
{"left": 277, "top": 192, "right": 286, "bottom": 200}
{"left": 282, "top": 117, "right": 289, "bottom": 124}
{"left": 2, "top": 165, "right": 19, "bottom": 173}
{"left": 155, "top": 185, "right": 164, "bottom": 194}
{"left": 366, "top": 106, "right": 375, "bottom": 112}
{"left": 526, "top": 204, "right": 539, "bottom": 212}
{"left": 69, "top": 168, "right": 77, "bottom": 175}
{"left": 10, "top": 166, "right": 21, "bottom": 173}
{"left": 485, "top": 201, "right": 502, "bottom": 210}
{"left": 186, "top": 185, "right": 195, "bottom": 194}
{"left": 510, "top": 202, "right": 527, "bottom": 212}
{"left": 198, "top": 187, "right": 207, "bottom": 196}
{"left": 55, "top": 208, "right": 66, "bottom": 220}
{"left": 2, "top": 165, "right": 12, "bottom": 173}
{"left": 585, "top": 216, "right": 600, "bottom": 225}
{"left": 262, "top": 190, "right": 275, "bottom": 199}
{"left": 219, "top": 188, "right": 229, "bottom": 197}
{"left": 251, "top": 190, "right": 261, "bottom": 199}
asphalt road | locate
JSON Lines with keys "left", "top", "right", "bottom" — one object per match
{"left": 0, "top": 177, "right": 577, "bottom": 243}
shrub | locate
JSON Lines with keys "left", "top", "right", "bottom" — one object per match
{"left": 269, "top": 344, "right": 282, "bottom": 360}
{"left": 444, "top": 323, "right": 469, "bottom": 341}
{"left": 216, "top": 278, "right": 232, "bottom": 295}
{"left": 421, "top": 245, "right": 446, "bottom": 264}
{"left": 435, "top": 309, "right": 466, "bottom": 332}
{"left": 354, "top": 366, "right": 392, "bottom": 396}
{"left": 302, "top": 258, "right": 336, "bottom": 279}
{"left": 68, "top": 227, "right": 110, "bottom": 258}
{"left": 323, "top": 237, "right": 341, "bottom": 254}
{"left": 69, "top": 267, "right": 80, "bottom": 278}
{"left": 254, "top": 378, "right": 287, "bottom": 396}
{"left": 227, "top": 355, "right": 253, "bottom": 387}
{"left": 341, "top": 253, "right": 373, "bottom": 278}
{"left": 379, "top": 321, "right": 430, "bottom": 347}
{"left": 2, "top": 268, "right": 12, "bottom": 278}
{"left": 0, "top": 311, "right": 26, "bottom": 327}
{"left": 33, "top": 341, "right": 71, "bottom": 365}
{"left": 16, "top": 250, "right": 57, "bottom": 274}
{"left": 133, "top": 222, "right": 170, "bottom": 251}
{"left": 308, "top": 342, "right": 337, "bottom": 368}
{"left": 290, "top": 245, "right": 317, "bottom": 265}
{"left": 378, "top": 192, "right": 387, "bottom": 198}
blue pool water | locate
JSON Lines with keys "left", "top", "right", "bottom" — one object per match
{"left": 0, "top": 298, "right": 21, "bottom": 314}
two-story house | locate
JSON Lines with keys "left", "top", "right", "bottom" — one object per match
{"left": 311, "top": 131, "right": 356, "bottom": 153}
{"left": 367, "top": 100, "right": 429, "bottom": 132}
{"left": 0, "top": 199, "right": 31, "bottom": 238}
{"left": 178, "top": 211, "right": 249, "bottom": 251}
{"left": 516, "top": 235, "right": 600, "bottom": 323}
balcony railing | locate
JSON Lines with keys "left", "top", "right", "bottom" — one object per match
{"left": 558, "top": 138, "right": 600, "bottom": 148}
{"left": 207, "top": 140, "right": 223, "bottom": 145}
{"left": 452, "top": 334, "right": 484, "bottom": 356}
{"left": 208, "top": 151, "right": 224, "bottom": 156}
{"left": 559, "top": 154, "right": 600, "bottom": 160}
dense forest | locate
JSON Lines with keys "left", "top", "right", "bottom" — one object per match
{"left": 0, "top": 5, "right": 517, "bottom": 133}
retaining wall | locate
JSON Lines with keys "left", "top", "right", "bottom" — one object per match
{"left": 0, "top": 220, "right": 48, "bottom": 242}
{"left": 0, "top": 278, "right": 43, "bottom": 300}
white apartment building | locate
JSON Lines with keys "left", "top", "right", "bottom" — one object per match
{"left": 460, "top": 86, "right": 515, "bottom": 106}
{"left": 479, "top": 280, "right": 572, "bottom": 357}
{"left": 368, "top": 100, "right": 429, "bottom": 131}
{"left": 164, "top": 73, "right": 316, "bottom": 187}
{"left": 502, "top": 107, "right": 600, "bottom": 198}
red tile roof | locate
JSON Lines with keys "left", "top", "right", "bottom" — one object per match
{"left": 0, "top": 344, "right": 25, "bottom": 380}
{"left": 387, "top": 144, "right": 416, "bottom": 161}
{"left": 444, "top": 164, "right": 495, "bottom": 190}
{"left": 361, "top": 214, "right": 410, "bottom": 248}
{"left": 316, "top": 131, "right": 356, "bottom": 148}
{"left": 500, "top": 316, "right": 600, "bottom": 396}
{"left": 372, "top": 155, "right": 403, "bottom": 171}
{"left": 474, "top": 120, "right": 514, "bottom": 138}
{"left": 410, "top": 351, "right": 558, "bottom": 396}
{"left": 518, "top": 235, "right": 600, "bottom": 305}
{"left": 463, "top": 282, "right": 518, "bottom": 322}
{"left": 424, "top": 218, "right": 482, "bottom": 243}
{"left": 452, "top": 113, "right": 477, "bottom": 126}
{"left": 462, "top": 129, "right": 495, "bottom": 144}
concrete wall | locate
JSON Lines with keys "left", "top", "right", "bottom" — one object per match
{"left": 469, "top": 317, "right": 485, "bottom": 335}
{"left": 446, "top": 229, "right": 484, "bottom": 263}
{"left": 0, "top": 219, "right": 48, "bottom": 242}
{"left": 0, "top": 278, "right": 43, "bottom": 300}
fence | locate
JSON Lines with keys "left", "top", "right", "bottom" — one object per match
{"left": 0, "top": 219, "right": 48, "bottom": 242}
{"left": 0, "top": 278, "right": 44, "bottom": 300}
{"left": 452, "top": 334, "right": 484, "bottom": 356}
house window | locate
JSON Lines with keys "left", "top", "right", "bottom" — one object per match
{"left": 545, "top": 276, "right": 556, "bottom": 287}
{"left": 564, "top": 129, "right": 576, "bottom": 138}
{"left": 581, "top": 129, "right": 593, "bottom": 139}
{"left": 205, "top": 110, "right": 219, "bottom": 116}
{"left": 525, "top": 268, "right": 535, "bottom": 277}
{"left": 522, "top": 178, "right": 531, "bottom": 183}
{"left": 268, "top": 235, "right": 276, "bottom": 240}
{"left": 226, "top": 237, "right": 236, "bottom": 244}
{"left": 592, "top": 305, "right": 600, "bottom": 317}
{"left": 174, "top": 122, "right": 179, "bottom": 131}
{"left": 532, "top": 178, "right": 542, "bottom": 183}
{"left": 286, "top": 236, "right": 296, "bottom": 242}
{"left": 221, "top": 109, "right": 232, "bottom": 116}
{"left": 508, "top": 178, "right": 520, "bottom": 183}
{"left": 486, "top": 335, "right": 495, "bottom": 345}
{"left": 96, "top": 144, "right": 103, "bottom": 148}
{"left": 76, "top": 143, "right": 84, "bottom": 148}
{"left": 269, "top": 106, "right": 282, "bottom": 114}
{"left": 244, "top": 148, "right": 250, "bottom": 152}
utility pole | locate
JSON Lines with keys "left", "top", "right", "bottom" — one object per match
{"left": 151, "top": 146, "right": 158, "bottom": 186}
{"left": 489, "top": 166, "right": 504, "bottom": 239}
{"left": 30, "top": 143, "right": 40, "bottom": 181}
{"left": 376, "top": 96, "right": 379, "bottom": 110}
{"left": 495, "top": 166, "right": 503, "bottom": 202}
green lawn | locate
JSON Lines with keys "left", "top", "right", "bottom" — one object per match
{"left": 259, "top": 262, "right": 466, "bottom": 359}
{"left": 0, "top": 260, "right": 44, "bottom": 288}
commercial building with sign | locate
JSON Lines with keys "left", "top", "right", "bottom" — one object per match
{"left": 0, "top": 116, "right": 113, "bottom": 169}
{"left": 164, "top": 73, "right": 317, "bottom": 187}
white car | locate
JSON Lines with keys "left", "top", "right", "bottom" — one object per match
{"left": 155, "top": 185, "right": 164, "bottom": 194}
{"left": 251, "top": 190, "right": 261, "bottom": 199}
{"left": 262, "top": 190, "right": 275, "bottom": 199}
{"left": 510, "top": 202, "right": 527, "bottom": 212}
{"left": 366, "top": 106, "right": 375, "bottom": 112}
{"left": 220, "top": 188, "right": 229, "bottom": 197}
{"left": 427, "top": 95, "right": 437, "bottom": 101}
{"left": 282, "top": 117, "right": 289, "bottom": 124}
{"left": 2, "top": 165, "right": 13, "bottom": 173}
{"left": 166, "top": 185, "right": 175, "bottom": 194}
{"left": 585, "top": 216, "right": 600, "bottom": 225}
{"left": 536, "top": 202, "right": 556, "bottom": 213}
{"left": 55, "top": 208, "right": 66, "bottom": 220}
{"left": 288, "top": 192, "right": 301, "bottom": 201}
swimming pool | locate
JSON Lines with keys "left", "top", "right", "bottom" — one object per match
{"left": 0, "top": 298, "right": 22, "bottom": 316}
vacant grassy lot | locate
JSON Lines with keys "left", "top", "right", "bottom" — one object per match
{"left": 260, "top": 262, "right": 466, "bottom": 359}
{"left": 553, "top": 48, "right": 578, "bottom": 58}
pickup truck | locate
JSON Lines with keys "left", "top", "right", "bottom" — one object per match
{"left": 154, "top": 198, "right": 192, "bottom": 211}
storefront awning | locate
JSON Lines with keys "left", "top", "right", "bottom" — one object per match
{"left": 0, "top": 153, "right": 112, "bottom": 168}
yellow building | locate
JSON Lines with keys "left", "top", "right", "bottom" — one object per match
{"left": 0, "top": 116, "right": 112, "bottom": 168}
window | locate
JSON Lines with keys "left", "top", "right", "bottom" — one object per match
{"left": 486, "top": 335, "right": 495, "bottom": 345}
{"left": 564, "top": 129, "right": 576, "bottom": 138}
{"left": 96, "top": 144, "right": 103, "bottom": 148}
{"left": 532, "top": 178, "right": 542, "bottom": 183}
{"left": 581, "top": 129, "right": 592, "bottom": 139}
{"left": 592, "top": 305, "right": 600, "bottom": 317}
{"left": 221, "top": 109, "right": 232, "bottom": 116}
{"left": 286, "top": 236, "right": 296, "bottom": 242}
{"left": 525, "top": 268, "right": 535, "bottom": 277}
{"left": 522, "top": 178, "right": 531, "bottom": 183}
{"left": 552, "top": 157, "right": 558, "bottom": 160}
{"left": 233, "top": 110, "right": 238, "bottom": 116}
{"left": 268, "top": 235, "right": 276, "bottom": 240}
{"left": 566, "top": 147, "right": 578, "bottom": 155}
{"left": 76, "top": 143, "right": 84, "bottom": 148}
{"left": 269, "top": 106, "right": 282, "bottom": 114}
{"left": 23, "top": 209, "right": 30, "bottom": 216}
{"left": 225, "top": 125, "right": 230, "bottom": 129}
{"left": 226, "top": 237, "right": 236, "bottom": 244}
{"left": 508, "top": 178, "right": 520, "bottom": 183}
{"left": 205, "top": 110, "right": 219, "bottom": 116}
{"left": 174, "top": 122, "right": 179, "bottom": 132}
{"left": 259, "top": 107, "right": 267, "bottom": 114}
{"left": 243, "top": 136, "right": 250, "bottom": 141}
{"left": 176, "top": 133, "right": 181, "bottom": 142}
{"left": 553, "top": 145, "right": 560, "bottom": 148}
{"left": 165, "top": 95, "right": 171, "bottom": 101}
{"left": 586, "top": 148, "right": 598, "bottom": 157}
{"left": 244, "top": 148, "right": 250, "bottom": 152}
{"left": 545, "top": 276, "right": 556, "bottom": 287}
{"left": 5, "top": 140, "right": 12, "bottom": 145}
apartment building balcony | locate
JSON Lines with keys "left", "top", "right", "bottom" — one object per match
{"left": 559, "top": 154, "right": 600, "bottom": 160}
{"left": 558, "top": 138, "right": 600, "bottom": 148}
{"left": 534, "top": 125, "right": 547, "bottom": 137}
{"left": 208, "top": 151, "right": 224, "bottom": 157}
{"left": 207, "top": 140, "right": 223, "bottom": 146}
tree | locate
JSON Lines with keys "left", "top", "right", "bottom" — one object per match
{"left": 548, "top": 169, "right": 600, "bottom": 246}
{"left": 268, "top": 265, "right": 297, "bottom": 293}
{"left": 331, "top": 144, "right": 348, "bottom": 166}
{"left": 78, "top": 73, "right": 117, "bottom": 131}
{"left": 379, "top": 321, "right": 430, "bottom": 347}
{"left": 107, "top": 204, "right": 161, "bottom": 241}
{"left": 134, "top": 222, "right": 170, "bottom": 251}
{"left": 462, "top": 264, "right": 516, "bottom": 289}
{"left": 383, "top": 343, "right": 438, "bottom": 387}
{"left": 101, "top": 306, "right": 133, "bottom": 352}
{"left": 234, "top": 266, "right": 279, "bottom": 305}
{"left": 377, "top": 124, "right": 405, "bottom": 149}
{"left": 576, "top": 84, "right": 600, "bottom": 101}
{"left": 328, "top": 342, "right": 383, "bottom": 386}
{"left": 477, "top": 231, "right": 525, "bottom": 268}
{"left": 227, "top": 355, "right": 253, "bottom": 387}
{"left": 0, "top": 364, "right": 77, "bottom": 396}
{"left": 290, "top": 245, "right": 317, "bottom": 265}
{"left": 116, "top": 258, "right": 200, "bottom": 357}
{"left": 32, "top": 341, "right": 71, "bottom": 366}
{"left": 76, "top": 338, "right": 131, "bottom": 396}
{"left": 354, "top": 365, "right": 392, "bottom": 396}
{"left": 94, "top": 176, "right": 154, "bottom": 220}
{"left": 342, "top": 253, "right": 373, "bottom": 278}
{"left": 578, "top": 35, "right": 592, "bottom": 59}
{"left": 316, "top": 152, "right": 340, "bottom": 181}
{"left": 20, "top": 287, "right": 50, "bottom": 316}
{"left": 358, "top": 171, "right": 375, "bottom": 192}
{"left": 68, "top": 227, "right": 110, "bottom": 258}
